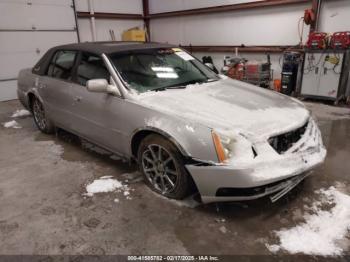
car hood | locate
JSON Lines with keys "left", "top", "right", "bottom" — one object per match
{"left": 137, "top": 78, "right": 310, "bottom": 140}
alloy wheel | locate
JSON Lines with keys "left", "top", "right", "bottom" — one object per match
{"left": 33, "top": 99, "right": 47, "bottom": 130}
{"left": 142, "top": 144, "right": 179, "bottom": 194}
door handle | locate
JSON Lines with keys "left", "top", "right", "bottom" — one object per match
{"left": 74, "top": 96, "right": 82, "bottom": 102}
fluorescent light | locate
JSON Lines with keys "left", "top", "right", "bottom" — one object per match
{"left": 156, "top": 72, "right": 178, "bottom": 79}
{"left": 152, "top": 67, "right": 174, "bottom": 72}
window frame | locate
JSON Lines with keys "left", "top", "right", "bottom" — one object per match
{"left": 107, "top": 48, "right": 219, "bottom": 94}
{"left": 72, "top": 51, "right": 111, "bottom": 87}
{"left": 45, "top": 49, "right": 79, "bottom": 82}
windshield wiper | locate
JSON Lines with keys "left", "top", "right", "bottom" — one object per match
{"left": 151, "top": 86, "right": 187, "bottom": 92}
{"left": 151, "top": 78, "right": 218, "bottom": 92}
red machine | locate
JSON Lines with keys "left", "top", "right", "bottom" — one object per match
{"left": 226, "top": 62, "right": 245, "bottom": 80}
{"left": 304, "top": 9, "right": 315, "bottom": 25}
{"left": 307, "top": 32, "right": 328, "bottom": 49}
{"left": 330, "top": 31, "right": 350, "bottom": 49}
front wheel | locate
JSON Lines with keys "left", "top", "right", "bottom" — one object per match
{"left": 32, "top": 97, "right": 55, "bottom": 134}
{"left": 138, "top": 134, "right": 193, "bottom": 199}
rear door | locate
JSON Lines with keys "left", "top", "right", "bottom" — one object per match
{"left": 39, "top": 50, "right": 78, "bottom": 129}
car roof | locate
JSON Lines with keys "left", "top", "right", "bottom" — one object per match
{"left": 52, "top": 41, "right": 176, "bottom": 55}
{"left": 32, "top": 41, "right": 179, "bottom": 75}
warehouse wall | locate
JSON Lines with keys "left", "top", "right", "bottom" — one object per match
{"left": 318, "top": 0, "right": 350, "bottom": 33}
{"left": 0, "top": 0, "right": 145, "bottom": 101}
{"left": 75, "top": 0, "right": 144, "bottom": 42}
{"left": 149, "top": 0, "right": 265, "bottom": 13}
{"left": 77, "top": 19, "right": 143, "bottom": 42}
{"left": 149, "top": 0, "right": 311, "bottom": 79}
{"left": 0, "top": 0, "right": 78, "bottom": 101}
{"left": 148, "top": 0, "right": 350, "bottom": 81}
{"left": 149, "top": 3, "right": 310, "bottom": 46}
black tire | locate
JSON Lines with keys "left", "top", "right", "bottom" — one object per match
{"left": 31, "top": 97, "right": 55, "bottom": 134}
{"left": 138, "top": 134, "right": 193, "bottom": 199}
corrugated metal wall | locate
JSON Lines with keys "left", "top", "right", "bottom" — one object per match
{"left": 75, "top": 0, "right": 144, "bottom": 42}
{"left": 0, "top": 0, "right": 144, "bottom": 101}
{"left": 149, "top": 0, "right": 350, "bottom": 80}
{"left": 1, "top": 0, "right": 349, "bottom": 101}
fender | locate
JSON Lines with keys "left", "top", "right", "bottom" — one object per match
{"left": 26, "top": 88, "right": 43, "bottom": 106}
{"left": 130, "top": 126, "right": 190, "bottom": 158}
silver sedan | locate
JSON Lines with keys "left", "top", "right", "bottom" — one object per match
{"left": 17, "top": 42, "right": 327, "bottom": 203}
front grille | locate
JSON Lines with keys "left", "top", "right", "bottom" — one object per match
{"left": 268, "top": 121, "right": 308, "bottom": 154}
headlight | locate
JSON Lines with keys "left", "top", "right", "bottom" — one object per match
{"left": 211, "top": 131, "right": 235, "bottom": 163}
{"left": 212, "top": 130, "right": 256, "bottom": 164}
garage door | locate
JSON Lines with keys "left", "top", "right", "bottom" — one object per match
{"left": 0, "top": 0, "right": 79, "bottom": 101}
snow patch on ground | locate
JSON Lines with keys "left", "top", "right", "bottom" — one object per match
{"left": 48, "top": 142, "right": 64, "bottom": 157}
{"left": 3, "top": 120, "right": 21, "bottom": 129}
{"left": 11, "top": 109, "right": 31, "bottom": 118}
{"left": 219, "top": 226, "right": 228, "bottom": 234}
{"left": 99, "top": 176, "right": 114, "bottom": 179}
{"left": 110, "top": 154, "right": 122, "bottom": 161}
{"left": 85, "top": 176, "right": 126, "bottom": 197}
{"left": 215, "top": 218, "right": 226, "bottom": 223}
{"left": 267, "top": 186, "right": 350, "bottom": 256}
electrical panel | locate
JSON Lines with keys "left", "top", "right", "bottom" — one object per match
{"left": 301, "top": 50, "right": 350, "bottom": 103}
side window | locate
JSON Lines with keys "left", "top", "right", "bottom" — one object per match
{"left": 47, "top": 50, "right": 77, "bottom": 80}
{"left": 76, "top": 52, "right": 110, "bottom": 86}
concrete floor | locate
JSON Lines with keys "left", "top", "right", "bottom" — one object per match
{"left": 0, "top": 99, "right": 350, "bottom": 256}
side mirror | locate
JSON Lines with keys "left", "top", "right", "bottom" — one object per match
{"left": 86, "top": 79, "right": 121, "bottom": 96}
{"left": 86, "top": 79, "right": 108, "bottom": 93}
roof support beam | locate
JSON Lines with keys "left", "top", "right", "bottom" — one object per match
{"left": 77, "top": 12, "right": 143, "bottom": 20}
{"left": 77, "top": 0, "right": 311, "bottom": 21}
{"left": 142, "top": 0, "right": 151, "bottom": 41}
{"left": 310, "top": 0, "right": 322, "bottom": 32}
{"left": 147, "top": 0, "right": 310, "bottom": 19}
{"left": 180, "top": 45, "right": 304, "bottom": 53}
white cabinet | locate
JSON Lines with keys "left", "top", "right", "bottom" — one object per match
{"left": 301, "top": 50, "right": 349, "bottom": 102}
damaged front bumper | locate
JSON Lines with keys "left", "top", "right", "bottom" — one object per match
{"left": 186, "top": 119, "right": 327, "bottom": 203}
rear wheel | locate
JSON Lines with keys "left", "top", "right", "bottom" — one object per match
{"left": 138, "top": 134, "right": 193, "bottom": 199}
{"left": 32, "top": 97, "right": 55, "bottom": 134}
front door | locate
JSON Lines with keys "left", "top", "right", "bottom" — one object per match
{"left": 68, "top": 52, "right": 127, "bottom": 154}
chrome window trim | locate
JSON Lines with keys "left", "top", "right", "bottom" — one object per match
{"left": 101, "top": 53, "right": 133, "bottom": 99}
